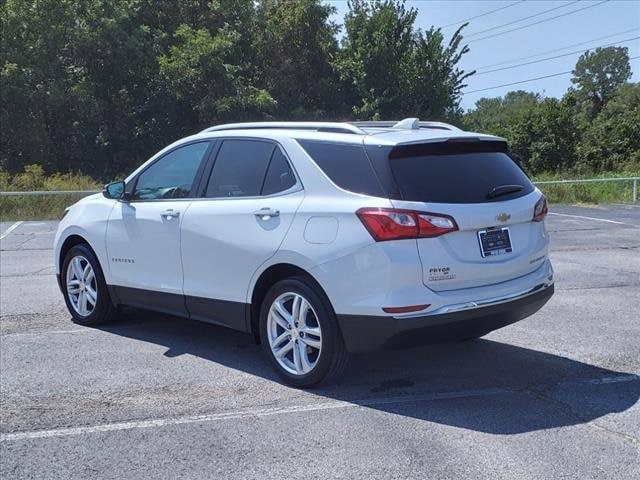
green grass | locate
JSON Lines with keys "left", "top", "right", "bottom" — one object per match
{"left": 532, "top": 171, "right": 639, "bottom": 205}
{"left": 1, "top": 193, "right": 97, "bottom": 221}
{"left": 0, "top": 165, "right": 101, "bottom": 221}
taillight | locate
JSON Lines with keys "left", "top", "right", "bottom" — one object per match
{"left": 356, "top": 208, "right": 458, "bottom": 241}
{"left": 533, "top": 195, "right": 548, "bottom": 222}
{"left": 416, "top": 213, "right": 459, "bottom": 238}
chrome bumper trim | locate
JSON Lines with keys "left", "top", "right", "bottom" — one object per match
{"left": 394, "top": 279, "right": 554, "bottom": 319}
{"left": 425, "top": 282, "right": 553, "bottom": 316}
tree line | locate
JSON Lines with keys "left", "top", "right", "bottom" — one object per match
{"left": 1, "top": 0, "right": 638, "bottom": 182}
{"left": 463, "top": 46, "right": 638, "bottom": 175}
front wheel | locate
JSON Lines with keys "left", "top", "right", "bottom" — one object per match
{"left": 259, "top": 277, "right": 348, "bottom": 387}
{"left": 61, "top": 244, "right": 118, "bottom": 326}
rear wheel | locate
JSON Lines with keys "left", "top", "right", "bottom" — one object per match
{"left": 259, "top": 277, "right": 348, "bottom": 387}
{"left": 61, "top": 244, "right": 118, "bottom": 326}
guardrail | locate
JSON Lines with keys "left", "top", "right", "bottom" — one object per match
{"left": 0, "top": 190, "right": 100, "bottom": 196}
{"left": 533, "top": 177, "right": 639, "bottom": 203}
{"left": 0, "top": 177, "right": 638, "bottom": 202}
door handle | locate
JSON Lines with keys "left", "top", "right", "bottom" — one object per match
{"left": 254, "top": 208, "right": 280, "bottom": 220}
{"left": 160, "top": 209, "right": 180, "bottom": 219}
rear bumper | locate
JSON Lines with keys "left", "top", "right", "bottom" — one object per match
{"left": 337, "top": 283, "right": 554, "bottom": 353}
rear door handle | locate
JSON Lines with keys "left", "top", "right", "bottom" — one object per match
{"left": 254, "top": 208, "right": 280, "bottom": 220}
{"left": 160, "top": 209, "right": 180, "bottom": 219}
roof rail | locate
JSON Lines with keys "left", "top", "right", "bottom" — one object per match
{"left": 200, "top": 122, "right": 366, "bottom": 135}
{"left": 350, "top": 119, "right": 461, "bottom": 131}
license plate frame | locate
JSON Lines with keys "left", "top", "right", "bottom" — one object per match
{"left": 477, "top": 227, "right": 513, "bottom": 258}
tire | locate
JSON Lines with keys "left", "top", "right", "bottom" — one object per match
{"left": 259, "top": 276, "right": 349, "bottom": 387}
{"left": 61, "top": 243, "right": 119, "bottom": 326}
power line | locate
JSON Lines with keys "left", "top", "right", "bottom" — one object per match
{"left": 463, "top": 55, "right": 640, "bottom": 94}
{"left": 474, "top": 36, "right": 639, "bottom": 75}
{"left": 465, "top": 0, "right": 579, "bottom": 38}
{"left": 441, "top": 1, "right": 525, "bottom": 29}
{"left": 475, "top": 28, "right": 640, "bottom": 69}
{"left": 468, "top": 0, "right": 610, "bottom": 44}
{"left": 465, "top": 70, "right": 573, "bottom": 94}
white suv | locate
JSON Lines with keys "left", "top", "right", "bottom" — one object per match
{"left": 54, "top": 118, "right": 554, "bottom": 386}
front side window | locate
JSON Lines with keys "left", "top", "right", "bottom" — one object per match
{"left": 133, "top": 142, "right": 210, "bottom": 200}
{"left": 205, "top": 140, "right": 276, "bottom": 197}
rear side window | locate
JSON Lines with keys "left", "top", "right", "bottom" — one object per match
{"left": 388, "top": 142, "right": 534, "bottom": 203}
{"left": 262, "top": 148, "right": 296, "bottom": 195}
{"left": 297, "top": 140, "right": 384, "bottom": 197}
{"left": 206, "top": 140, "right": 275, "bottom": 197}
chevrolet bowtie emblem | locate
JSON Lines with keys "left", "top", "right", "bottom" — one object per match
{"left": 496, "top": 212, "right": 511, "bottom": 223}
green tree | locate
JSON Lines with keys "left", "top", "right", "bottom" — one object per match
{"left": 463, "top": 92, "right": 577, "bottom": 174}
{"left": 1, "top": 0, "right": 165, "bottom": 176}
{"left": 463, "top": 91, "right": 540, "bottom": 169}
{"left": 527, "top": 98, "right": 577, "bottom": 173}
{"left": 1, "top": 0, "right": 84, "bottom": 174}
{"left": 576, "top": 82, "right": 640, "bottom": 173}
{"left": 570, "top": 46, "right": 631, "bottom": 120}
{"left": 157, "top": 24, "right": 274, "bottom": 127}
{"left": 1, "top": 0, "right": 270, "bottom": 178}
{"left": 339, "top": 0, "right": 471, "bottom": 120}
{"left": 253, "top": 0, "right": 344, "bottom": 119}
{"left": 462, "top": 91, "right": 540, "bottom": 135}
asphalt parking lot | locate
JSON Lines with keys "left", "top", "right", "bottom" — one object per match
{"left": 1, "top": 204, "right": 639, "bottom": 479}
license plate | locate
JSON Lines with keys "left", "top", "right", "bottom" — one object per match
{"left": 478, "top": 227, "right": 513, "bottom": 257}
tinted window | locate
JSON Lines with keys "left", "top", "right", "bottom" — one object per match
{"left": 389, "top": 143, "right": 534, "bottom": 203}
{"left": 133, "top": 142, "right": 210, "bottom": 200}
{"left": 206, "top": 140, "right": 275, "bottom": 197}
{"left": 297, "top": 140, "right": 384, "bottom": 197}
{"left": 262, "top": 148, "right": 296, "bottom": 195}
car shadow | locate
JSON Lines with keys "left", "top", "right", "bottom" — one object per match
{"left": 97, "top": 309, "right": 640, "bottom": 435}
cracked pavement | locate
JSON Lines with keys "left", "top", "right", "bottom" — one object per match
{"left": 1, "top": 204, "right": 639, "bottom": 479}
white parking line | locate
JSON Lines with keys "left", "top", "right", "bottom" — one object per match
{"left": 1, "top": 323, "right": 166, "bottom": 338}
{"left": 1, "top": 374, "right": 636, "bottom": 442}
{"left": 1, "top": 328, "right": 89, "bottom": 338}
{"left": 0, "top": 388, "right": 508, "bottom": 442}
{"left": 0, "top": 221, "right": 23, "bottom": 240}
{"left": 549, "top": 212, "right": 629, "bottom": 225}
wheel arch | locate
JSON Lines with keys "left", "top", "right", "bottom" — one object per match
{"left": 58, "top": 234, "right": 95, "bottom": 273}
{"left": 248, "top": 263, "right": 333, "bottom": 343}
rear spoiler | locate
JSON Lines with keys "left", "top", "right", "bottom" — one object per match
{"left": 389, "top": 139, "right": 509, "bottom": 159}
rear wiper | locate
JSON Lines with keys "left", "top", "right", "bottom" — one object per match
{"left": 487, "top": 184, "right": 524, "bottom": 199}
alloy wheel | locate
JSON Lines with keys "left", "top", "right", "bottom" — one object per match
{"left": 267, "top": 292, "right": 323, "bottom": 375}
{"left": 66, "top": 255, "right": 97, "bottom": 317}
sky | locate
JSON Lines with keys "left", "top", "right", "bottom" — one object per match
{"left": 324, "top": 0, "right": 640, "bottom": 111}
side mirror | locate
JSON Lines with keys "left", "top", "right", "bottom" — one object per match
{"left": 103, "top": 180, "right": 126, "bottom": 200}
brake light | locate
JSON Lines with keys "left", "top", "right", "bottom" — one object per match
{"left": 533, "top": 195, "right": 548, "bottom": 222}
{"left": 356, "top": 208, "right": 458, "bottom": 241}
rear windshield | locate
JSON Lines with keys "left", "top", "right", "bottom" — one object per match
{"left": 388, "top": 142, "right": 534, "bottom": 203}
